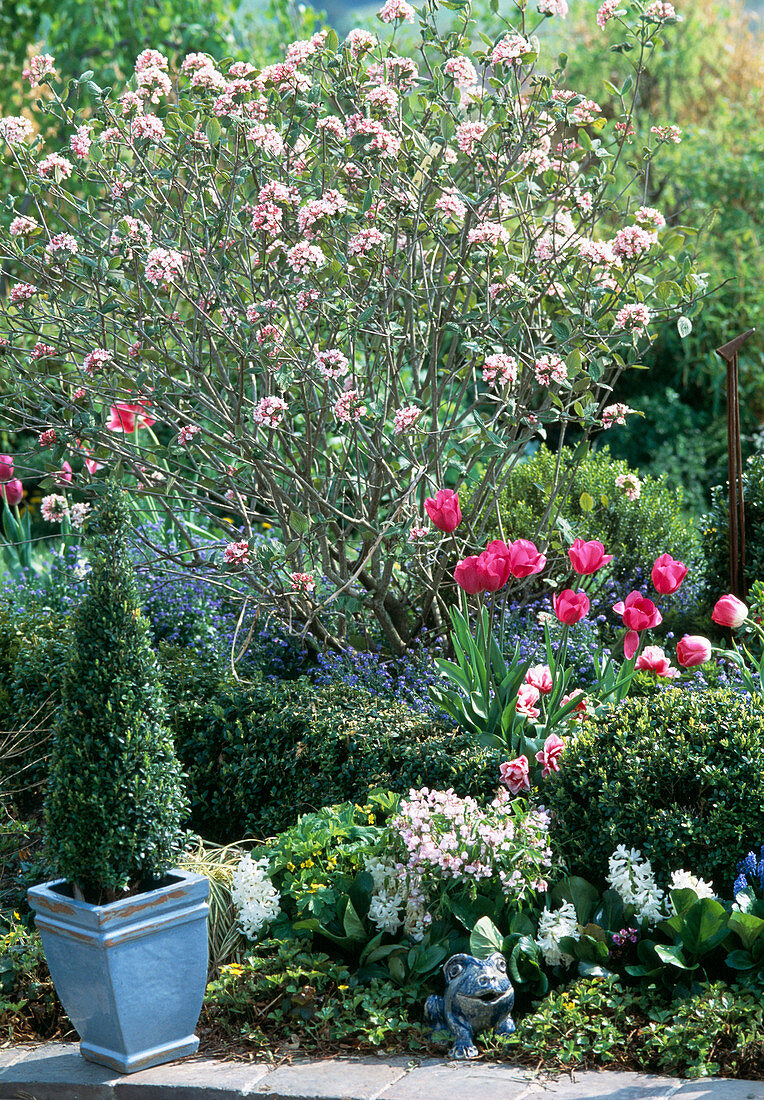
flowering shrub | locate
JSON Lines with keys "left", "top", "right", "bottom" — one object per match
{"left": 0, "top": 0, "right": 702, "bottom": 653}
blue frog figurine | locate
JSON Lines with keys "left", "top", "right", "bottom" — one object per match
{"left": 425, "top": 951, "right": 516, "bottom": 1059}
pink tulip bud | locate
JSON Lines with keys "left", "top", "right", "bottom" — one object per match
{"left": 553, "top": 589, "right": 590, "bottom": 625}
{"left": 0, "top": 478, "right": 23, "bottom": 506}
{"left": 651, "top": 553, "right": 688, "bottom": 595}
{"left": 0, "top": 454, "right": 14, "bottom": 482}
{"left": 506, "top": 538, "right": 547, "bottom": 579}
{"left": 54, "top": 460, "right": 73, "bottom": 486}
{"left": 676, "top": 635, "right": 712, "bottom": 668}
{"left": 424, "top": 488, "right": 462, "bottom": 533}
{"left": 624, "top": 629, "right": 640, "bottom": 660}
{"left": 454, "top": 555, "right": 484, "bottom": 595}
{"left": 499, "top": 755, "right": 530, "bottom": 794}
{"left": 711, "top": 594, "right": 748, "bottom": 629}
{"left": 568, "top": 538, "right": 613, "bottom": 575}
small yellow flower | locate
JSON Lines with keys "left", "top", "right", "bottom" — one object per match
{"left": 286, "top": 861, "right": 296, "bottom": 872}
{"left": 338, "top": 984, "right": 349, "bottom": 991}
{"left": 367, "top": 813, "right": 375, "bottom": 824}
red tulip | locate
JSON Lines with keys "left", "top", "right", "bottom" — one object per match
{"left": 651, "top": 553, "right": 688, "bottom": 595}
{"left": 506, "top": 538, "right": 547, "bottom": 578}
{"left": 424, "top": 488, "right": 462, "bottom": 533}
{"left": 107, "top": 401, "right": 155, "bottom": 433}
{"left": 454, "top": 555, "right": 484, "bottom": 595}
{"left": 0, "top": 454, "right": 14, "bottom": 482}
{"left": 712, "top": 594, "right": 748, "bottom": 629}
{"left": 568, "top": 538, "right": 613, "bottom": 575}
{"left": 0, "top": 478, "right": 23, "bottom": 506}
{"left": 476, "top": 540, "right": 512, "bottom": 591}
{"left": 553, "top": 589, "right": 590, "bottom": 625}
{"left": 676, "top": 635, "right": 712, "bottom": 668}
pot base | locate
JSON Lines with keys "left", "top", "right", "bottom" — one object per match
{"left": 81, "top": 1034, "right": 200, "bottom": 1074}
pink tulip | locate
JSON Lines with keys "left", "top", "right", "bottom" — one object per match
{"left": 624, "top": 629, "right": 640, "bottom": 660}
{"left": 676, "top": 634, "right": 712, "bottom": 668}
{"left": 568, "top": 538, "right": 613, "bottom": 575}
{"left": 635, "top": 645, "right": 679, "bottom": 678}
{"left": 0, "top": 478, "right": 23, "bottom": 506}
{"left": 651, "top": 553, "right": 688, "bottom": 595}
{"left": 454, "top": 555, "right": 484, "bottom": 595}
{"left": 499, "top": 755, "right": 530, "bottom": 794}
{"left": 712, "top": 594, "right": 748, "bottom": 629}
{"left": 506, "top": 538, "right": 547, "bottom": 578}
{"left": 0, "top": 454, "right": 14, "bottom": 482}
{"left": 107, "top": 401, "right": 155, "bottom": 433}
{"left": 614, "top": 591, "right": 662, "bottom": 632}
{"left": 553, "top": 589, "right": 590, "bottom": 625}
{"left": 536, "top": 733, "right": 565, "bottom": 778}
{"left": 476, "top": 541, "right": 512, "bottom": 591}
{"left": 562, "top": 691, "right": 587, "bottom": 718}
{"left": 516, "top": 683, "right": 541, "bottom": 719}
{"left": 525, "top": 664, "right": 553, "bottom": 695}
{"left": 424, "top": 489, "right": 462, "bottom": 533}
{"left": 54, "top": 460, "right": 73, "bottom": 486}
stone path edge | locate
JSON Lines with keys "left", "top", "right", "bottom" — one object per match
{"left": 2, "top": 1043, "right": 764, "bottom": 1100}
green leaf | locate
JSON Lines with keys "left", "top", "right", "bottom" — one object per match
{"left": 205, "top": 117, "right": 221, "bottom": 145}
{"left": 470, "top": 916, "right": 504, "bottom": 958}
{"left": 654, "top": 943, "right": 695, "bottom": 971}
{"left": 550, "top": 876, "right": 600, "bottom": 925}
{"left": 677, "top": 316, "right": 692, "bottom": 338}
{"left": 342, "top": 898, "right": 367, "bottom": 941}
{"left": 579, "top": 491, "right": 594, "bottom": 513}
{"left": 681, "top": 898, "right": 729, "bottom": 956}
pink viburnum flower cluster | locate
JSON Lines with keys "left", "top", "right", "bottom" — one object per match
{"left": 82, "top": 348, "right": 113, "bottom": 376}
{"left": 0, "top": 116, "right": 34, "bottom": 145}
{"left": 393, "top": 405, "right": 421, "bottom": 435}
{"left": 483, "top": 353, "right": 518, "bottom": 389}
{"left": 144, "top": 247, "right": 185, "bottom": 287}
{"left": 253, "top": 395, "right": 288, "bottom": 428}
{"left": 23, "top": 54, "right": 56, "bottom": 87}
{"left": 223, "top": 540, "right": 250, "bottom": 565}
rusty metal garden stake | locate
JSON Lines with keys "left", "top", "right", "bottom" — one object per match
{"left": 716, "top": 329, "right": 755, "bottom": 599}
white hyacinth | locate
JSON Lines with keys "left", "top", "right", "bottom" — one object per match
{"left": 230, "top": 854, "right": 281, "bottom": 939}
{"left": 535, "top": 900, "right": 580, "bottom": 967}
{"left": 667, "top": 869, "right": 716, "bottom": 900}
{"left": 607, "top": 846, "right": 665, "bottom": 925}
{"left": 365, "top": 855, "right": 430, "bottom": 941}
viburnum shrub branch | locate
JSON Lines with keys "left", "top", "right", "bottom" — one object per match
{"left": 0, "top": 0, "right": 703, "bottom": 652}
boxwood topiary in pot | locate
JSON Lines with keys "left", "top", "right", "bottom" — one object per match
{"left": 544, "top": 687, "right": 764, "bottom": 895}
{"left": 27, "top": 481, "right": 208, "bottom": 1074}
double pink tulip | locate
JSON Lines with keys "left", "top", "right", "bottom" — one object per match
{"left": 424, "top": 489, "right": 462, "bottom": 533}
{"left": 651, "top": 553, "right": 687, "bottom": 595}
{"left": 712, "top": 594, "right": 748, "bottom": 629}
{"left": 499, "top": 755, "right": 530, "bottom": 794}
{"left": 553, "top": 588, "right": 590, "bottom": 625}
{"left": 635, "top": 645, "right": 679, "bottom": 679}
{"left": 536, "top": 733, "right": 565, "bottom": 778}
{"left": 516, "top": 683, "right": 541, "bottom": 719}
{"left": 568, "top": 539, "right": 612, "bottom": 575}
{"left": 525, "top": 664, "right": 553, "bottom": 694}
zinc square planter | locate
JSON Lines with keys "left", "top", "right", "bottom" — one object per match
{"left": 28, "top": 868, "right": 209, "bottom": 1074}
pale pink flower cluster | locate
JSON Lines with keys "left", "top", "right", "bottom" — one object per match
{"left": 69, "top": 126, "right": 92, "bottom": 158}
{"left": 578, "top": 239, "right": 621, "bottom": 268}
{"left": 256, "top": 324, "right": 283, "bottom": 356}
{"left": 597, "top": 0, "right": 620, "bottom": 26}
{"left": 345, "top": 114, "right": 401, "bottom": 158}
{"left": 289, "top": 571, "right": 316, "bottom": 593}
{"left": 31, "top": 341, "right": 56, "bottom": 360}
{"left": 534, "top": 354, "right": 567, "bottom": 385}
{"left": 635, "top": 206, "right": 666, "bottom": 230}
{"left": 70, "top": 502, "right": 91, "bottom": 530}
{"left": 345, "top": 29, "right": 378, "bottom": 58}
{"left": 612, "top": 224, "right": 655, "bottom": 260}
{"left": 435, "top": 189, "right": 467, "bottom": 220}
{"left": 0, "top": 116, "right": 34, "bottom": 144}
{"left": 468, "top": 221, "right": 510, "bottom": 247}
{"left": 44, "top": 233, "right": 79, "bottom": 262}
{"left": 247, "top": 123, "right": 285, "bottom": 157}
{"left": 393, "top": 405, "right": 421, "bottom": 435}
{"left": 392, "top": 788, "right": 551, "bottom": 899}
{"left": 41, "top": 494, "right": 68, "bottom": 523}
{"left": 23, "top": 54, "right": 56, "bottom": 87}
{"left": 483, "top": 353, "right": 518, "bottom": 389}
{"left": 365, "top": 85, "right": 399, "bottom": 116}
{"left": 190, "top": 65, "right": 226, "bottom": 91}
{"left": 444, "top": 56, "right": 478, "bottom": 88}
{"left": 572, "top": 98, "right": 602, "bottom": 125}
{"left": 645, "top": 1, "right": 676, "bottom": 20}
{"left": 315, "top": 349, "right": 350, "bottom": 380}
{"left": 181, "top": 52, "right": 214, "bottom": 74}
{"left": 39, "top": 429, "right": 57, "bottom": 448}
{"left": 377, "top": 0, "right": 416, "bottom": 22}
{"left": 223, "top": 540, "right": 250, "bottom": 565}
{"left": 296, "top": 288, "right": 319, "bottom": 311}
{"left": 83, "top": 348, "right": 113, "bottom": 376}
{"left": 334, "top": 389, "right": 366, "bottom": 423}
{"left": 37, "top": 153, "right": 74, "bottom": 180}
{"left": 408, "top": 525, "right": 429, "bottom": 541}
{"left": 349, "top": 227, "right": 386, "bottom": 257}
{"left": 651, "top": 124, "right": 682, "bottom": 143}
{"left": 538, "top": 0, "right": 568, "bottom": 13}
{"left": 134, "top": 50, "right": 171, "bottom": 104}
{"left": 615, "top": 472, "right": 642, "bottom": 501}
{"left": 316, "top": 116, "right": 348, "bottom": 141}
{"left": 490, "top": 35, "right": 533, "bottom": 66}
{"left": 178, "top": 424, "right": 201, "bottom": 445}
{"left": 297, "top": 189, "right": 347, "bottom": 237}
{"left": 10, "top": 283, "right": 36, "bottom": 303}
{"left": 259, "top": 180, "right": 299, "bottom": 206}
{"left": 111, "top": 216, "right": 152, "bottom": 257}
{"left": 285, "top": 31, "right": 327, "bottom": 67}
{"left": 286, "top": 241, "right": 326, "bottom": 273}
{"left": 253, "top": 395, "right": 288, "bottom": 428}
{"left": 366, "top": 56, "right": 418, "bottom": 91}
{"left": 455, "top": 120, "right": 488, "bottom": 156}
{"left": 144, "top": 247, "right": 185, "bottom": 287}
{"left": 131, "top": 114, "right": 166, "bottom": 142}
{"left": 602, "top": 402, "right": 632, "bottom": 428}
{"left": 615, "top": 303, "right": 651, "bottom": 331}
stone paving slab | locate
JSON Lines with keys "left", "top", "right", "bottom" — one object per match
{"left": 2, "top": 1043, "right": 764, "bottom": 1100}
